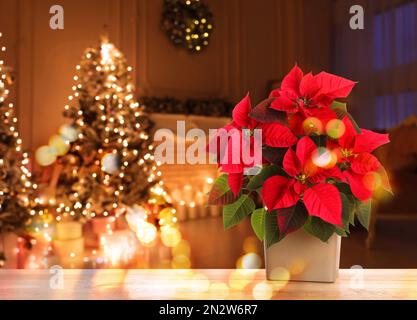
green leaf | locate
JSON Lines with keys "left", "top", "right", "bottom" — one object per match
{"left": 247, "top": 165, "right": 283, "bottom": 191}
{"left": 335, "top": 227, "right": 348, "bottom": 237}
{"left": 265, "top": 210, "right": 279, "bottom": 248}
{"left": 262, "top": 147, "right": 287, "bottom": 165}
{"left": 349, "top": 202, "right": 356, "bottom": 226}
{"left": 310, "top": 135, "right": 328, "bottom": 148}
{"left": 251, "top": 208, "right": 266, "bottom": 241}
{"left": 330, "top": 101, "right": 361, "bottom": 134}
{"left": 249, "top": 98, "right": 287, "bottom": 123}
{"left": 277, "top": 202, "right": 308, "bottom": 240}
{"left": 335, "top": 182, "right": 352, "bottom": 195}
{"left": 335, "top": 185, "right": 356, "bottom": 226}
{"left": 208, "top": 174, "right": 237, "bottom": 206}
{"left": 340, "top": 193, "right": 354, "bottom": 233}
{"left": 223, "top": 195, "right": 255, "bottom": 229}
{"left": 331, "top": 100, "right": 347, "bottom": 110}
{"left": 303, "top": 216, "right": 336, "bottom": 242}
{"left": 356, "top": 200, "right": 372, "bottom": 230}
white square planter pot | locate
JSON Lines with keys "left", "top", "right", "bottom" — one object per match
{"left": 264, "top": 229, "right": 341, "bottom": 283}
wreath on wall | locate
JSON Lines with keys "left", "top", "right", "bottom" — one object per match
{"left": 161, "top": 0, "right": 214, "bottom": 53}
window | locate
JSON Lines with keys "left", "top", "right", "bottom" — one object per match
{"left": 373, "top": 2, "right": 417, "bottom": 129}
{"left": 375, "top": 92, "right": 417, "bottom": 129}
{"left": 333, "top": 0, "right": 417, "bottom": 130}
{"left": 374, "top": 2, "right": 417, "bottom": 70}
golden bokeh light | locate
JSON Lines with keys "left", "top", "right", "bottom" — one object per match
{"left": 173, "top": 240, "right": 191, "bottom": 258}
{"left": 158, "top": 207, "right": 177, "bottom": 226}
{"left": 190, "top": 274, "right": 210, "bottom": 293}
{"left": 252, "top": 282, "right": 273, "bottom": 300}
{"left": 312, "top": 147, "right": 338, "bottom": 169}
{"left": 209, "top": 282, "right": 230, "bottom": 300}
{"left": 303, "top": 117, "right": 323, "bottom": 135}
{"left": 35, "top": 145, "right": 57, "bottom": 166}
{"left": 125, "top": 205, "right": 147, "bottom": 233}
{"left": 49, "top": 135, "right": 70, "bottom": 156}
{"left": 228, "top": 269, "right": 256, "bottom": 290}
{"left": 172, "top": 254, "right": 191, "bottom": 269}
{"left": 326, "top": 119, "right": 346, "bottom": 139}
{"left": 101, "top": 153, "right": 120, "bottom": 175}
{"left": 268, "top": 267, "right": 291, "bottom": 291}
{"left": 135, "top": 221, "right": 157, "bottom": 244}
{"left": 243, "top": 236, "right": 258, "bottom": 253}
{"left": 269, "top": 267, "right": 291, "bottom": 280}
{"left": 241, "top": 253, "right": 262, "bottom": 269}
{"left": 289, "top": 258, "right": 306, "bottom": 276}
{"left": 363, "top": 171, "right": 382, "bottom": 191}
{"left": 59, "top": 124, "right": 78, "bottom": 142}
{"left": 160, "top": 226, "right": 182, "bottom": 247}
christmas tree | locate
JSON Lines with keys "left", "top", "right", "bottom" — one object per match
{"left": 0, "top": 32, "right": 33, "bottom": 234}
{"left": 53, "top": 37, "right": 165, "bottom": 220}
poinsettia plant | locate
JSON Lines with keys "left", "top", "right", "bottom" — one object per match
{"left": 207, "top": 65, "right": 392, "bottom": 247}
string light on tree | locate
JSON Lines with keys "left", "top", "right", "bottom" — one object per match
{"left": 0, "top": 32, "right": 33, "bottom": 265}
{"left": 47, "top": 36, "right": 170, "bottom": 222}
{"left": 30, "top": 37, "right": 179, "bottom": 264}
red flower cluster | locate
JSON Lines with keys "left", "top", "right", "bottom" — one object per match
{"left": 329, "top": 117, "right": 390, "bottom": 201}
{"left": 262, "top": 136, "right": 345, "bottom": 226}
{"left": 209, "top": 65, "right": 391, "bottom": 239}
{"left": 209, "top": 94, "right": 297, "bottom": 196}
{"left": 269, "top": 65, "right": 356, "bottom": 135}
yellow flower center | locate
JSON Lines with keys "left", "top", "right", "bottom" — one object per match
{"left": 340, "top": 148, "right": 354, "bottom": 159}
{"left": 296, "top": 173, "right": 308, "bottom": 184}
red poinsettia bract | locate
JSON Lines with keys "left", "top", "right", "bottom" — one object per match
{"left": 262, "top": 136, "right": 344, "bottom": 226}
{"left": 209, "top": 94, "right": 297, "bottom": 196}
{"left": 329, "top": 117, "right": 390, "bottom": 201}
{"left": 269, "top": 65, "right": 356, "bottom": 135}
{"left": 207, "top": 64, "right": 393, "bottom": 245}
